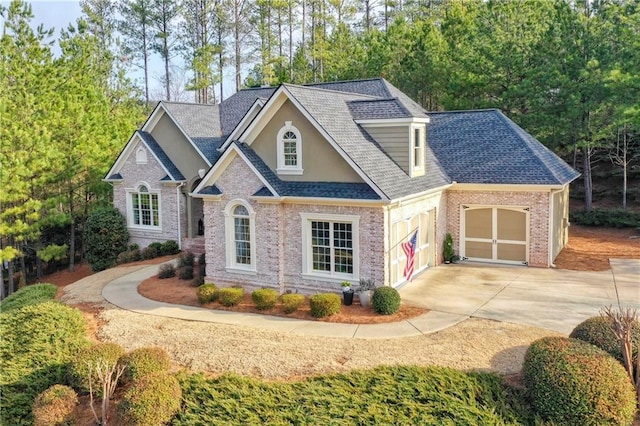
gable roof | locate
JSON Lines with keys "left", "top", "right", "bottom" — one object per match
{"left": 161, "top": 102, "right": 221, "bottom": 163}
{"left": 428, "top": 110, "right": 580, "bottom": 185}
{"left": 137, "top": 132, "right": 186, "bottom": 181}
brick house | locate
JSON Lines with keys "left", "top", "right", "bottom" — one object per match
{"left": 104, "top": 78, "right": 579, "bottom": 293}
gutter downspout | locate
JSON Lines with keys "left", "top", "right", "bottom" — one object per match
{"left": 177, "top": 182, "right": 185, "bottom": 250}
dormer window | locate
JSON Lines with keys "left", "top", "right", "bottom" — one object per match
{"left": 277, "top": 121, "right": 303, "bottom": 175}
{"left": 410, "top": 124, "right": 426, "bottom": 177}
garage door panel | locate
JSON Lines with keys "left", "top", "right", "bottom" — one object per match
{"left": 497, "top": 209, "right": 527, "bottom": 241}
{"left": 465, "top": 208, "right": 492, "bottom": 239}
{"left": 465, "top": 241, "right": 493, "bottom": 260}
{"left": 497, "top": 243, "right": 526, "bottom": 262}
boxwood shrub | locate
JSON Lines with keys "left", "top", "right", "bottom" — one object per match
{"left": 251, "top": 288, "right": 279, "bottom": 310}
{"left": 32, "top": 384, "right": 78, "bottom": 426}
{"left": 218, "top": 287, "right": 244, "bottom": 307}
{"left": 84, "top": 206, "right": 129, "bottom": 272}
{"left": 161, "top": 240, "right": 180, "bottom": 255}
{"left": 0, "top": 283, "right": 57, "bottom": 313}
{"left": 523, "top": 336, "right": 636, "bottom": 425}
{"left": 121, "top": 347, "right": 172, "bottom": 384}
{"left": 309, "top": 293, "right": 341, "bottom": 318}
{"left": 282, "top": 293, "right": 305, "bottom": 314}
{"left": 372, "top": 286, "right": 401, "bottom": 315}
{"left": 70, "top": 342, "right": 125, "bottom": 395}
{"left": 118, "top": 372, "right": 182, "bottom": 426}
{"left": 197, "top": 284, "right": 218, "bottom": 304}
{"left": 570, "top": 315, "right": 640, "bottom": 364}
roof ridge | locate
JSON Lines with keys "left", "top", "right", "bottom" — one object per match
{"left": 426, "top": 108, "right": 499, "bottom": 114}
{"left": 305, "top": 77, "right": 383, "bottom": 87}
{"left": 162, "top": 101, "right": 218, "bottom": 107}
{"left": 348, "top": 97, "right": 399, "bottom": 104}
{"left": 282, "top": 83, "right": 380, "bottom": 99}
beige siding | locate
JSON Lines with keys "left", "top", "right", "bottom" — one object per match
{"left": 362, "top": 125, "right": 410, "bottom": 173}
{"left": 150, "top": 113, "right": 208, "bottom": 181}
{"left": 550, "top": 186, "right": 570, "bottom": 262}
{"left": 250, "top": 100, "right": 363, "bottom": 182}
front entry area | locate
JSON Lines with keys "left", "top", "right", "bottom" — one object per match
{"left": 461, "top": 205, "right": 529, "bottom": 265}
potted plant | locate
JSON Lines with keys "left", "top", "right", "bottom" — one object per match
{"left": 341, "top": 281, "right": 354, "bottom": 306}
{"left": 356, "top": 278, "right": 376, "bottom": 307}
{"left": 443, "top": 233, "right": 455, "bottom": 264}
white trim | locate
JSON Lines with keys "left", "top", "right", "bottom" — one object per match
{"left": 409, "top": 124, "right": 426, "bottom": 177}
{"left": 355, "top": 117, "right": 430, "bottom": 126}
{"left": 452, "top": 183, "right": 564, "bottom": 192}
{"left": 219, "top": 98, "right": 266, "bottom": 151}
{"left": 224, "top": 199, "right": 257, "bottom": 272}
{"left": 125, "top": 181, "right": 162, "bottom": 230}
{"left": 276, "top": 121, "right": 304, "bottom": 174}
{"left": 548, "top": 186, "right": 565, "bottom": 267}
{"left": 300, "top": 212, "right": 360, "bottom": 281}
{"left": 252, "top": 196, "right": 389, "bottom": 206}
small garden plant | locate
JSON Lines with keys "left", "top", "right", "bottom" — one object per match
{"left": 282, "top": 294, "right": 305, "bottom": 314}
{"left": 218, "top": 287, "right": 244, "bottom": 307}
{"left": 158, "top": 264, "right": 176, "bottom": 279}
{"left": 120, "top": 347, "right": 172, "bottom": 384}
{"left": 372, "top": 286, "right": 401, "bottom": 315}
{"left": 197, "top": 284, "right": 218, "bottom": 304}
{"left": 32, "top": 385, "right": 78, "bottom": 426}
{"left": 251, "top": 288, "right": 279, "bottom": 310}
{"left": 309, "top": 293, "right": 341, "bottom": 318}
{"left": 118, "top": 372, "right": 182, "bottom": 426}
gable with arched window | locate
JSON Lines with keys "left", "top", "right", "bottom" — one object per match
{"left": 136, "top": 146, "right": 148, "bottom": 164}
{"left": 224, "top": 200, "right": 256, "bottom": 271}
{"left": 276, "top": 121, "right": 303, "bottom": 175}
{"left": 129, "top": 183, "right": 160, "bottom": 228}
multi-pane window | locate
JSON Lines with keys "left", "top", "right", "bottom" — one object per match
{"left": 310, "top": 220, "right": 353, "bottom": 275}
{"left": 131, "top": 185, "right": 159, "bottom": 227}
{"left": 282, "top": 131, "right": 298, "bottom": 166}
{"left": 413, "top": 126, "right": 424, "bottom": 169}
{"left": 277, "top": 122, "right": 302, "bottom": 174}
{"left": 233, "top": 205, "right": 251, "bottom": 265}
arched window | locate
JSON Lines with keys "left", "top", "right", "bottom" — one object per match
{"left": 276, "top": 121, "right": 303, "bottom": 175}
{"left": 224, "top": 200, "right": 256, "bottom": 271}
{"left": 130, "top": 184, "right": 160, "bottom": 228}
{"left": 136, "top": 147, "right": 148, "bottom": 164}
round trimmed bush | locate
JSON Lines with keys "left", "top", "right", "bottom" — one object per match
{"left": 196, "top": 284, "right": 218, "bottom": 304}
{"left": 70, "top": 342, "right": 125, "bottom": 395}
{"left": 282, "top": 293, "right": 305, "bottom": 314}
{"left": 84, "top": 207, "right": 129, "bottom": 272}
{"left": 121, "top": 347, "right": 172, "bottom": 384}
{"left": 523, "top": 336, "right": 636, "bottom": 426}
{"left": 158, "top": 264, "right": 176, "bottom": 279}
{"left": 32, "top": 384, "right": 78, "bottom": 426}
{"left": 372, "top": 286, "right": 401, "bottom": 315}
{"left": 141, "top": 245, "right": 160, "bottom": 260}
{"left": 161, "top": 240, "right": 180, "bottom": 255}
{"left": 309, "top": 293, "right": 341, "bottom": 318}
{"left": 118, "top": 372, "right": 181, "bottom": 426}
{"left": 570, "top": 315, "right": 640, "bottom": 364}
{"left": 117, "top": 251, "right": 132, "bottom": 265}
{"left": 251, "top": 288, "right": 278, "bottom": 310}
{"left": 177, "top": 265, "right": 194, "bottom": 280}
{"left": 218, "top": 287, "right": 244, "bottom": 307}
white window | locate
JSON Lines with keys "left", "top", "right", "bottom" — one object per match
{"left": 411, "top": 124, "right": 425, "bottom": 176}
{"left": 129, "top": 184, "right": 160, "bottom": 228}
{"left": 277, "top": 121, "right": 303, "bottom": 175}
{"left": 300, "top": 213, "right": 359, "bottom": 281}
{"left": 224, "top": 200, "right": 256, "bottom": 272}
{"left": 136, "top": 147, "right": 147, "bottom": 164}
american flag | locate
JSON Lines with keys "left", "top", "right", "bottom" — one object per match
{"left": 401, "top": 230, "right": 418, "bottom": 282}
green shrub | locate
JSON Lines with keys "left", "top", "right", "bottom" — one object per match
{"left": 117, "top": 250, "right": 132, "bottom": 264}
{"left": 84, "top": 207, "right": 129, "bottom": 272}
{"left": 70, "top": 342, "right": 125, "bottom": 395}
{"left": 0, "top": 301, "right": 88, "bottom": 424}
{"left": 129, "top": 243, "right": 140, "bottom": 251}
{"left": 32, "top": 384, "right": 78, "bottom": 426}
{"left": 160, "top": 240, "right": 180, "bottom": 255}
{"left": 121, "top": 347, "right": 172, "bottom": 384}
{"left": 197, "top": 284, "right": 218, "bottom": 304}
{"left": 178, "top": 265, "right": 194, "bottom": 280}
{"left": 141, "top": 245, "right": 160, "bottom": 260}
{"left": 251, "top": 288, "right": 279, "bottom": 310}
{"left": 158, "top": 264, "right": 176, "bottom": 279}
{"left": 570, "top": 315, "right": 640, "bottom": 364}
{"left": 218, "top": 287, "right": 244, "bottom": 307}
{"left": 0, "top": 283, "right": 57, "bottom": 313}
{"left": 523, "top": 336, "right": 636, "bottom": 425}
{"left": 148, "top": 242, "right": 164, "bottom": 253}
{"left": 282, "top": 293, "right": 305, "bottom": 314}
{"left": 443, "top": 232, "right": 454, "bottom": 262}
{"left": 309, "top": 293, "right": 341, "bottom": 318}
{"left": 372, "top": 286, "right": 401, "bottom": 315}
{"left": 118, "top": 372, "right": 182, "bottom": 426}
{"left": 570, "top": 208, "right": 640, "bottom": 228}
{"left": 177, "top": 251, "right": 195, "bottom": 268}
{"left": 129, "top": 248, "right": 142, "bottom": 262}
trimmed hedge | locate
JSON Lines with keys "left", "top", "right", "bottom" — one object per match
{"left": 32, "top": 384, "right": 78, "bottom": 426}
{"left": 218, "top": 287, "right": 244, "bottom": 307}
{"left": 118, "top": 372, "right": 182, "bottom": 426}
{"left": 197, "top": 284, "right": 218, "bottom": 304}
{"left": 282, "top": 294, "right": 305, "bottom": 314}
{"left": 0, "top": 300, "right": 89, "bottom": 424}
{"left": 121, "top": 347, "right": 172, "bottom": 384}
{"left": 570, "top": 315, "right": 640, "bottom": 364}
{"left": 161, "top": 240, "right": 180, "bottom": 255}
{"left": 84, "top": 206, "right": 129, "bottom": 272}
{"left": 309, "top": 293, "right": 341, "bottom": 318}
{"left": 523, "top": 336, "right": 636, "bottom": 425}
{"left": 70, "top": 342, "right": 125, "bottom": 395}
{"left": 142, "top": 245, "right": 160, "bottom": 260}
{"left": 372, "top": 286, "right": 401, "bottom": 315}
{"left": 251, "top": 288, "right": 279, "bottom": 310}
{"left": 0, "top": 283, "right": 57, "bottom": 313}
{"left": 570, "top": 208, "right": 640, "bottom": 228}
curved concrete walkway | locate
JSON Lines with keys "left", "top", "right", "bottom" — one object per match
{"left": 102, "top": 258, "right": 639, "bottom": 338}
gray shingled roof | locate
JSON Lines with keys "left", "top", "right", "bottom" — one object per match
{"left": 199, "top": 185, "right": 222, "bottom": 195}
{"left": 347, "top": 99, "right": 410, "bottom": 120}
{"left": 138, "top": 131, "right": 186, "bottom": 181}
{"left": 428, "top": 110, "right": 580, "bottom": 185}
{"left": 219, "top": 87, "right": 276, "bottom": 138}
{"left": 162, "top": 102, "right": 222, "bottom": 163}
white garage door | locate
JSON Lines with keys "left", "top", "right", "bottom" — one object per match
{"left": 462, "top": 206, "right": 529, "bottom": 265}
{"left": 390, "top": 211, "right": 434, "bottom": 286}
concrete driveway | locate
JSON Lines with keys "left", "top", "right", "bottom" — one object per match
{"left": 399, "top": 259, "right": 640, "bottom": 334}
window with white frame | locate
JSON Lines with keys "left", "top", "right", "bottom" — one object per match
{"left": 276, "top": 121, "right": 303, "bottom": 174}
{"left": 130, "top": 184, "right": 160, "bottom": 228}
{"left": 301, "top": 213, "right": 359, "bottom": 280}
{"left": 224, "top": 200, "right": 256, "bottom": 271}
{"left": 411, "top": 124, "right": 425, "bottom": 175}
